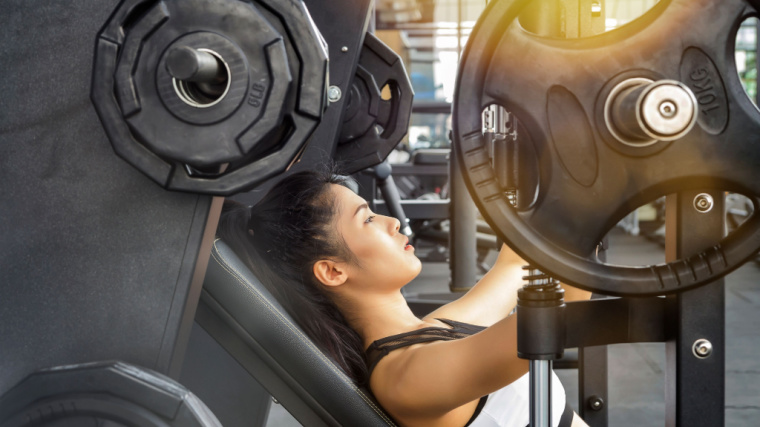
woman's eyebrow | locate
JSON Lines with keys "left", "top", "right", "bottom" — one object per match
{"left": 354, "top": 202, "right": 369, "bottom": 217}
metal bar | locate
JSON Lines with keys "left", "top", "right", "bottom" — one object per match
{"left": 530, "top": 360, "right": 552, "bottom": 427}
{"left": 356, "top": 172, "right": 377, "bottom": 212}
{"left": 756, "top": 19, "right": 760, "bottom": 106}
{"left": 664, "top": 191, "right": 725, "bottom": 427}
{"left": 166, "top": 195, "right": 225, "bottom": 378}
{"left": 411, "top": 101, "right": 452, "bottom": 114}
{"left": 403, "top": 28, "right": 474, "bottom": 37}
{"left": 409, "top": 46, "right": 463, "bottom": 52}
{"left": 449, "top": 132, "right": 478, "bottom": 291}
{"left": 573, "top": 3, "right": 608, "bottom": 424}
{"left": 374, "top": 199, "right": 450, "bottom": 219}
{"left": 578, "top": 235, "right": 609, "bottom": 426}
{"left": 578, "top": 346, "right": 608, "bottom": 424}
{"left": 519, "top": 0, "right": 563, "bottom": 37}
{"left": 564, "top": 297, "right": 667, "bottom": 348}
{"left": 457, "top": 0, "right": 463, "bottom": 63}
{"left": 387, "top": 163, "right": 448, "bottom": 176}
{"left": 374, "top": 161, "right": 413, "bottom": 236}
{"left": 376, "top": 22, "right": 475, "bottom": 31}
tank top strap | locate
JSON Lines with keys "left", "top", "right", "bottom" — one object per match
{"left": 365, "top": 318, "right": 485, "bottom": 376}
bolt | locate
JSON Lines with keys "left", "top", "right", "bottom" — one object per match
{"left": 327, "top": 85, "right": 342, "bottom": 103}
{"left": 588, "top": 395, "right": 604, "bottom": 411}
{"left": 341, "top": 46, "right": 348, "bottom": 52}
{"left": 506, "top": 189, "right": 517, "bottom": 207}
{"left": 659, "top": 100, "right": 677, "bottom": 118}
{"left": 693, "top": 339, "right": 713, "bottom": 359}
{"left": 693, "top": 193, "right": 714, "bottom": 213}
{"left": 591, "top": 2, "right": 602, "bottom": 16}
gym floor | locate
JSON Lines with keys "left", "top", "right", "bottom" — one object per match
{"left": 266, "top": 228, "right": 760, "bottom": 426}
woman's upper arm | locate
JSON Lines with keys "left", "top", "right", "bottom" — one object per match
{"left": 372, "top": 314, "right": 529, "bottom": 418}
{"left": 423, "top": 244, "right": 526, "bottom": 326}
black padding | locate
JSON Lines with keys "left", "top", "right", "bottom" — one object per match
{"left": 201, "top": 239, "right": 397, "bottom": 427}
{"left": 0, "top": 0, "right": 216, "bottom": 396}
{"left": 0, "top": 361, "right": 220, "bottom": 427}
{"left": 179, "top": 322, "right": 272, "bottom": 427}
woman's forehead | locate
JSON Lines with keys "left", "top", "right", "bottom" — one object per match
{"left": 331, "top": 184, "right": 365, "bottom": 215}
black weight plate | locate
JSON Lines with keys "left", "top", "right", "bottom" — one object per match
{"left": 92, "top": 0, "right": 328, "bottom": 195}
{"left": 335, "top": 32, "right": 414, "bottom": 174}
{"left": 452, "top": 0, "right": 760, "bottom": 296}
{"left": 0, "top": 361, "right": 220, "bottom": 427}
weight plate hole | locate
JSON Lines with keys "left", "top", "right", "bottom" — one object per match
{"left": 726, "top": 193, "right": 755, "bottom": 235}
{"left": 172, "top": 49, "right": 231, "bottom": 108}
{"left": 518, "top": 0, "right": 658, "bottom": 38}
{"left": 602, "top": 196, "right": 667, "bottom": 266}
{"left": 480, "top": 104, "right": 539, "bottom": 210}
{"left": 380, "top": 83, "right": 392, "bottom": 101}
{"left": 734, "top": 16, "right": 759, "bottom": 108}
{"left": 602, "top": 193, "right": 755, "bottom": 265}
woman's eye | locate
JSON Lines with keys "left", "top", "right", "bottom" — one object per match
{"left": 365, "top": 215, "right": 376, "bottom": 224}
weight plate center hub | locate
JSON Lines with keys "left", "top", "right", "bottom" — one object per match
{"left": 157, "top": 33, "right": 250, "bottom": 126}
{"left": 604, "top": 78, "right": 698, "bottom": 147}
{"left": 93, "top": 0, "right": 304, "bottom": 171}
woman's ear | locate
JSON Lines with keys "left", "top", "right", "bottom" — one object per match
{"left": 313, "top": 259, "right": 348, "bottom": 288}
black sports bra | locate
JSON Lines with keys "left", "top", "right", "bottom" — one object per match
{"left": 364, "top": 318, "right": 574, "bottom": 427}
{"left": 365, "top": 318, "right": 486, "bottom": 376}
{"left": 365, "top": 318, "right": 487, "bottom": 426}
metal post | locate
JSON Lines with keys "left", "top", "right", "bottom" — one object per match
{"left": 518, "top": 0, "right": 562, "bottom": 37}
{"left": 457, "top": 0, "right": 462, "bottom": 63}
{"left": 664, "top": 191, "right": 725, "bottom": 427}
{"left": 374, "top": 161, "right": 413, "bottom": 236}
{"left": 530, "top": 360, "right": 553, "bottom": 427}
{"left": 449, "top": 131, "right": 478, "bottom": 291}
{"left": 756, "top": 19, "right": 760, "bottom": 106}
{"left": 578, "top": 345, "right": 608, "bottom": 424}
{"left": 578, "top": 237, "right": 609, "bottom": 426}
{"left": 517, "top": 270, "right": 565, "bottom": 427}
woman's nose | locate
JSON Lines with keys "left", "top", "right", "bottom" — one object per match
{"left": 389, "top": 216, "right": 400, "bottom": 233}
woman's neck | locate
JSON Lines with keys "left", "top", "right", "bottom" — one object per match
{"left": 338, "top": 290, "right": 429, "bottom": 349}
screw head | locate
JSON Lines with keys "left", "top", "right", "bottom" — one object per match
{"left": 659, "top": 100, "right": 677, "bottom": 118}
{"left": 327, "top": 85, "right": 342, "bottom": 103}
{"left": 693, "top": 193, "right": 714, "bottom": 213}
{"left": 693, "top": 339, "right": 713, "bottom": 358}
{"left": 588, "top": 395, "right": 604, "bottom": 411}
{"left": 341, "top": 46, "right": 348, "bottom": 52}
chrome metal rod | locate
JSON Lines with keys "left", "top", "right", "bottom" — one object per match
{"left": 530, "top": 359, "right": 552, "bottom": 427}
{"left": 166, "top": 46, "right": 223, "bottom": 83}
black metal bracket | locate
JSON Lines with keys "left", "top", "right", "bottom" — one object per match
{"left": 564, "top": 297, "right": 669, "bottom": 349}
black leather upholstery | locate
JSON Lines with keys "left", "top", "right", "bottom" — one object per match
{"left": 200, "top": 239, "right": 397, "bottom": 427}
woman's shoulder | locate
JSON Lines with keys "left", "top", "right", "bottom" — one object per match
{"left": 367, "top": 339, "right": 481, "bottom": 426}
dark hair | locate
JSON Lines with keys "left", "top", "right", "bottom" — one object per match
{"left": 216, "top": 169, "right": 369, "bottom": 385}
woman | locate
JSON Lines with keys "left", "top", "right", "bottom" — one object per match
{"left": 218, "top": 169, "right": 590, "bottom": 427}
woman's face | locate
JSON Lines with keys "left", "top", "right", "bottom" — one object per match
{"left": 331, "top": 184, "right": 422, "bottom": 291}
